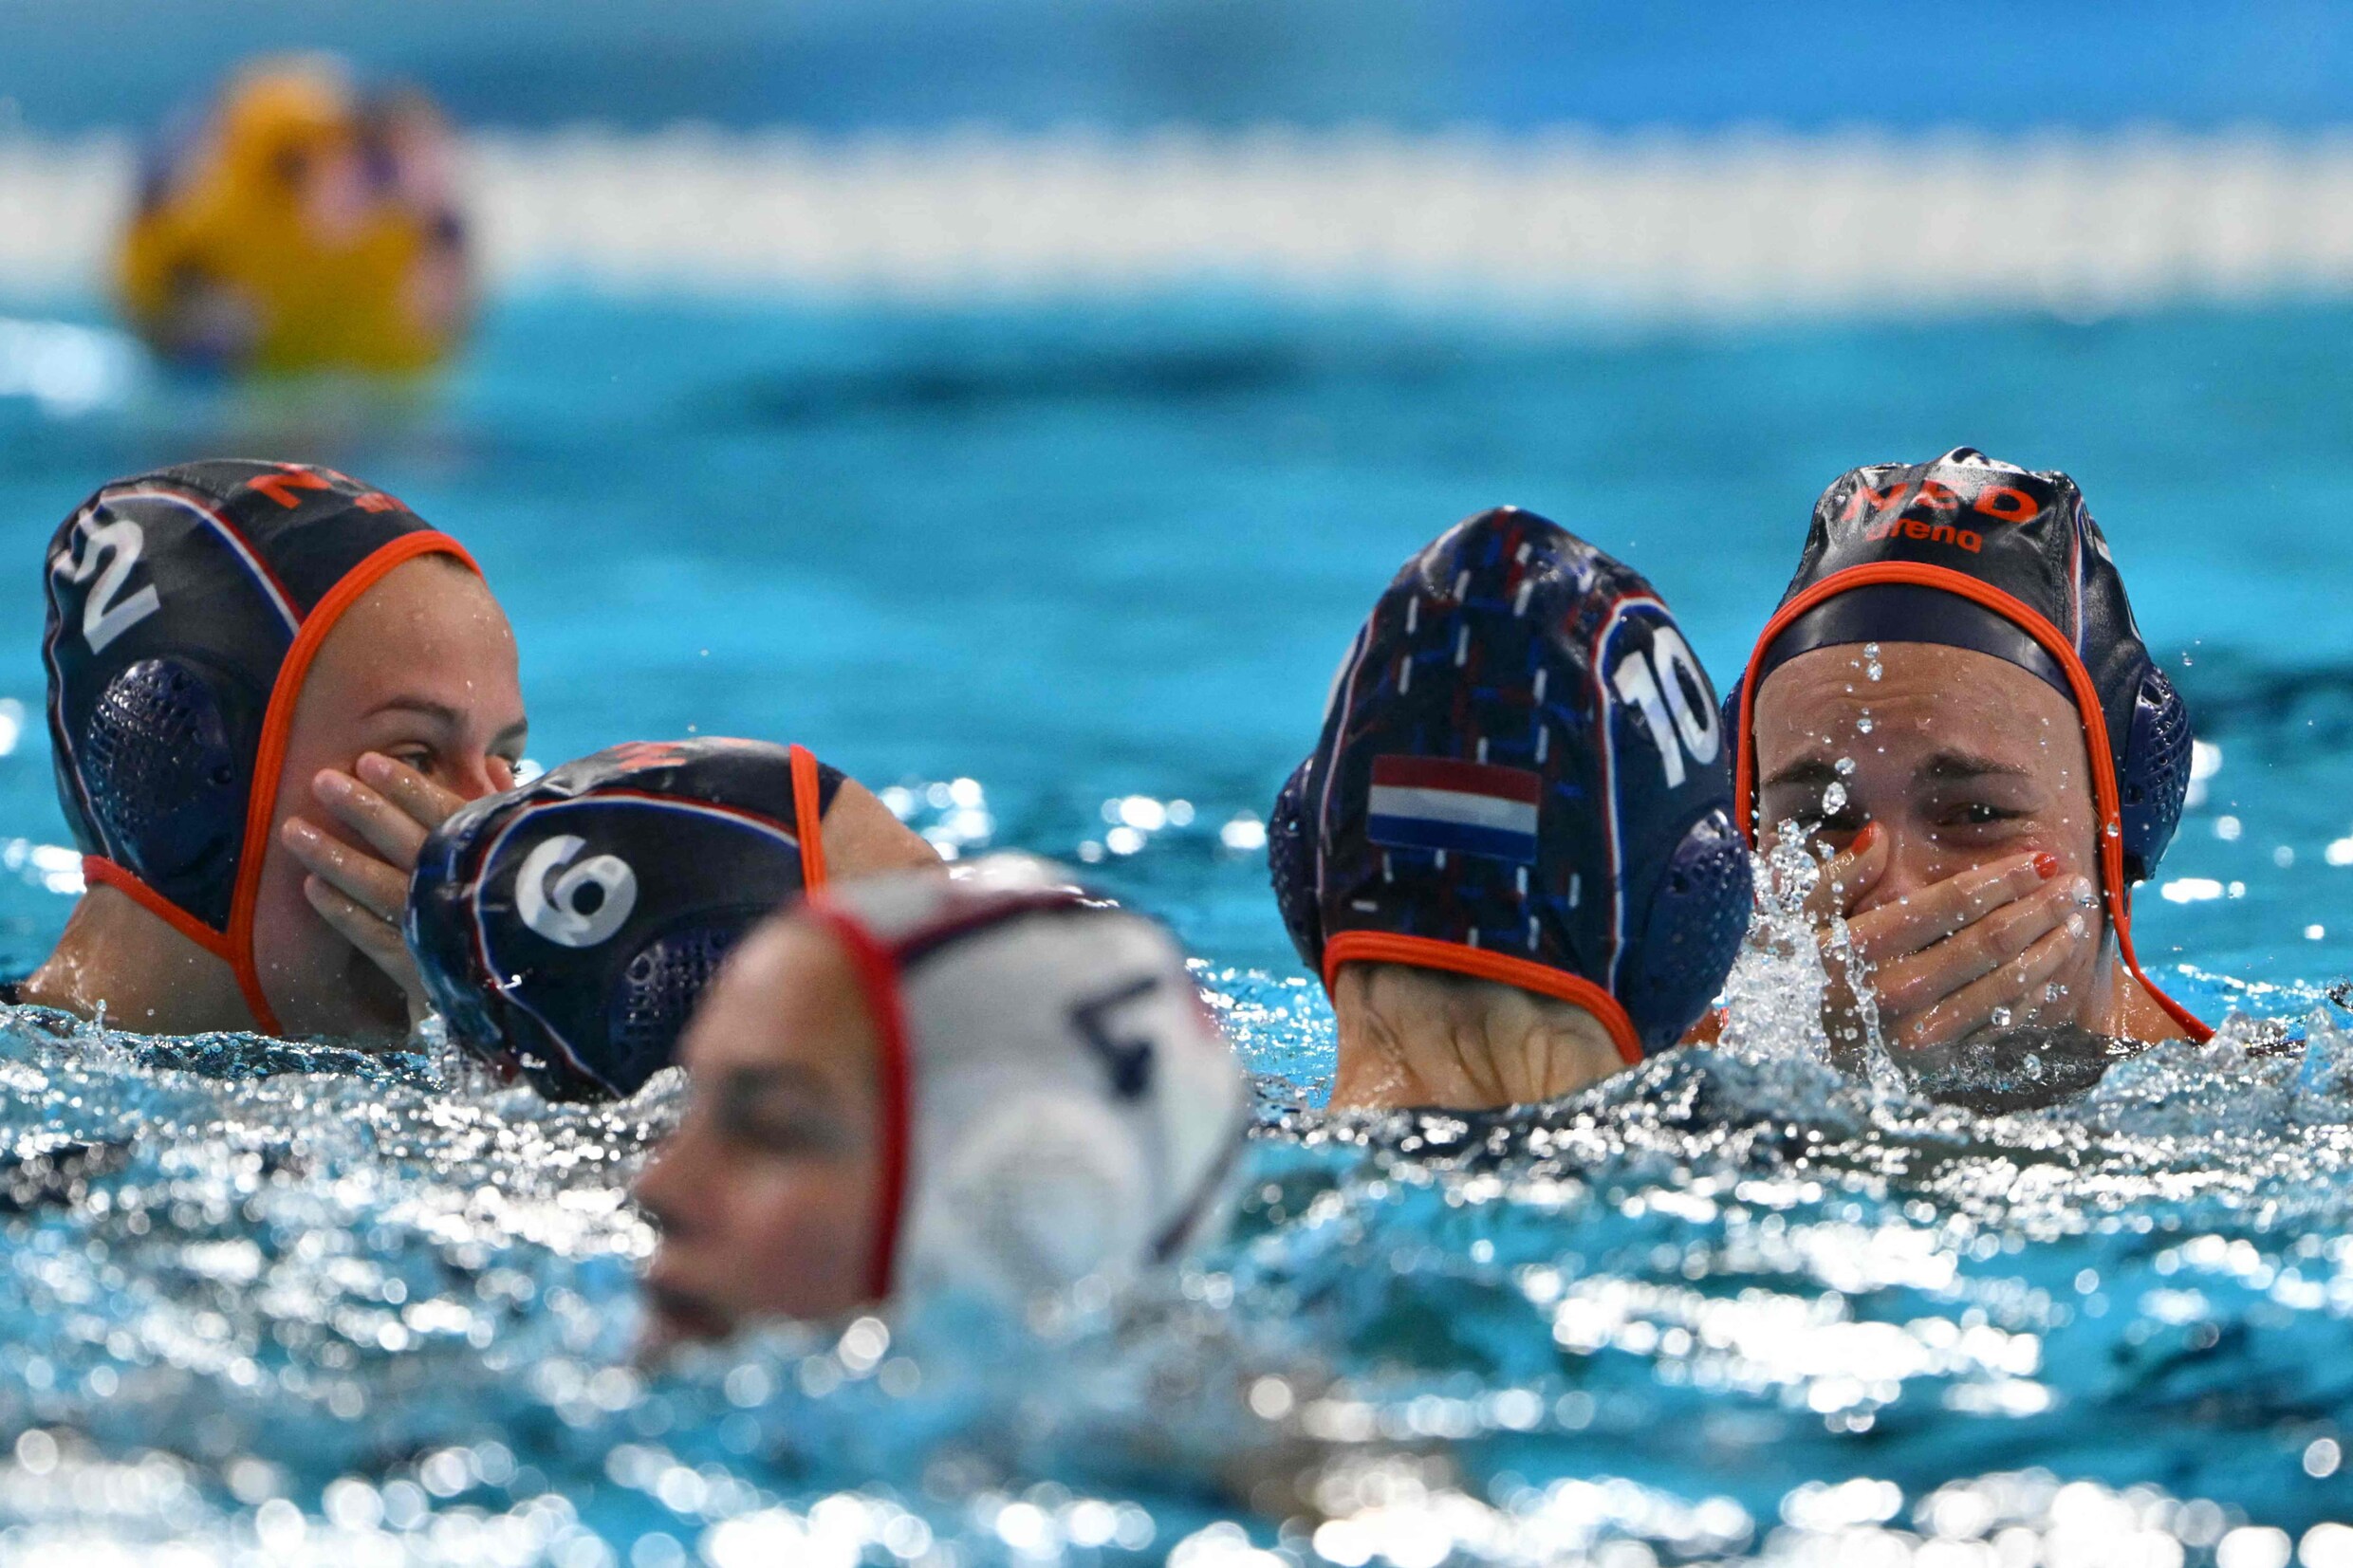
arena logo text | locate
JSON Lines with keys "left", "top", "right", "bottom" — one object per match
{"left": 1840, "top": 476, "right": 2042, "bottom": 554}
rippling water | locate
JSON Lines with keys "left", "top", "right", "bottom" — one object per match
{"left": 5, "top": 294, "right": 2353, "bottom": 1561}
{"left": 9, "top": 868, "right": 2353, "bottom": 1564}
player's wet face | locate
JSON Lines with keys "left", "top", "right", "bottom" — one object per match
{"left": 250, "top": 557, "right": 525, "bottom": 1038}
{"left": 1751, "top": 641, "right": 2109, "bottom": 1048}
{"left": 1756, "top": 643, "right": 2099, "bottom": 884}
{"left": 635, "top": 917, "right": 881, "bottom": 1347}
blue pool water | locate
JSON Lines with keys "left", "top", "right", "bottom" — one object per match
{"left": 4, "top": 291, "right": 2353, "bottom": 1561}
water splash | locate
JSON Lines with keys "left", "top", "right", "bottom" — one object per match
{"left": 1716, "top": 826, "right": 1836, "bottom": 1065}
{"left": 5, "top": 926, "right": 2353, "bottom": 1558}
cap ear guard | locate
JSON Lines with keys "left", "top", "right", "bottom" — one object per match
{"left": 80, "top": 656, "right": 247, "bottom": 928}
{"left": 1618, "top": 808, "right": 1752, "bottom": 1051}
{"left": 2119, "top": 664, "right": 2191, "bottom": 886}
{"left": 602, "top": 918, "right": 751, "bottom": 1098}
{"left": 899, "top": 1093, "right": 1155, "bottom": 1308}
{"left": 1267, "top": 757, "right": 1323, "bottom": 969}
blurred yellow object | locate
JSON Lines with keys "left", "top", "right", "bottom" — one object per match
{"left": 117, "top": 58, "right": 470, "bottom": 373}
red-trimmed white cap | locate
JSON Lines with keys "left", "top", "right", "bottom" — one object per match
{"left": 806, "top": 855, "right": 1251, "bottom": 1309}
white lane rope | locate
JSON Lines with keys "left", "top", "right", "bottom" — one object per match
{"left": 8, "top": 126, "right": 2353, "bottom": 315}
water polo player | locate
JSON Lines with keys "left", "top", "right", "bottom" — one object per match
{"left": 118, "top": 58, "right": 469, "bottom": 372}
{"left": 1729, "top": 448, "right": 2207, "bottom": 1050}
{"left": 407, "top": 737, "right": 940, "bottom": 1100}
{"left": 634, "top": 856, "right": 1250, "bottom": 1341}
{"left": 24, "top": 459, "right": 524, "bottom": 1040}
{"left": 1268, "top": 507, "right": 1753, "bottom": 1110}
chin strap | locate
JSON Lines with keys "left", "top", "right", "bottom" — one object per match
{"left": 78, "top": 857, "right": 268, "bottom": 1029}
{"left": 790, "top": 743, "right": 829, "bottom": 892}
{"left": 1323, "top": 929, "right": 1643, "bottom": 1066}
{"left": 80, "top": 857, "right": 234, "bottom": 962}
{"left": 223, "top": 529, "right": 481, "bottom": 1039}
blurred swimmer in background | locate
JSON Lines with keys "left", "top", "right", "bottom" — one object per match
{"left": 1268, "top": 507, "right": 1753, "bottom": 1111}
{"left": 118, "top": 56, "right": 469, "bottom": 373}
{"left": 1727, "top": 448, "right": 2208, "bottom": 1051}
{"left": 634, "top": 856, "right": 1250, "bottom": 1344}
{"left": 408, "top": 738, "right": 939, "bottom": 1100}
{"left": 26, "top": 460, "right": 523, "bottom": 1040}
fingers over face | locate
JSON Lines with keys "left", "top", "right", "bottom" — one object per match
{"left": 301, "top": 874, "right": 418, "bottom": 984}
{"left": 1870, "top": 875, "right": 2094, "bottom": 1016}
{"left": 1895, "top": 919, "right": 2086, "bottom": 1052}
{"left": 280, "top": 816, "right": 409, "bottom": 925}
{"left": 354, "top": 751, "right": 469, "bottom": 831}
{"left": 310, "top": 768, "right": 430, "bottom": 869}
{"left": 1848, "top": 850, "right": 2066, "bottom": 967}
{"left": 1804, "top": 821, "right": 1889, "bottom": 924}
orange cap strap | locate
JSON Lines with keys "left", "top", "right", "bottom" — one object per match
{"left": 227, "top": 530, "right": 480, "bottom": 1035}
{"left": 789, "top": 744, "right": 829, "bottom": 892}
{"left": 81, "top": 857, "right": 234, "bottom": 962}
{"left": 1324, "top": 929, "right": 1644, "bottom": 1067}
{"left": 1734, "top": 561, "right": 2209, "bottom": 1043}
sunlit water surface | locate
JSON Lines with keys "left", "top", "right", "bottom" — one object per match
{"left": 2, "top": 292, "right": 2353, "bottom": 1563}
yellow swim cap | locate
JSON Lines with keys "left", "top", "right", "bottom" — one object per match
{"left": 117, "top": 57, "right": 471, "bottom": 374}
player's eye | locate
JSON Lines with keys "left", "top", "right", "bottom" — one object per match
{"left": 1936, "top": 800, "right": 2023, "bottom": 829}
{"left": 719, "top": 1103, "right": 840, "bottom": 1156}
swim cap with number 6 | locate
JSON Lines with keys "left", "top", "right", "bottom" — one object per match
{"left": 407, "top": 738, "right": 843, "bottom": 1100}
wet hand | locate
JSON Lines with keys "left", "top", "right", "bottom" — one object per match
{"left": 1808, "top": 825, "right": 2100, "bottom": 1053}
{"left": 278, "top": 752, "right": 469, "bottom": 1030}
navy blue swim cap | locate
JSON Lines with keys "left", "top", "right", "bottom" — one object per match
{"left": 1728, "top": 447, "right": 2205, "bottom": 1041}
{"left": 407, "top": 738, "right": 844, "bottom": 1100}
{"left": 41, "top": 459, "right": 476, "bottom": 1033}
{"left": 1269, "top": 507, "right": 1752, "bottom": 1060}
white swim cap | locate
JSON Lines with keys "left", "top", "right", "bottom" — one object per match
{"left": 803, "top": 855, "right": 1251, "bottom": 1309}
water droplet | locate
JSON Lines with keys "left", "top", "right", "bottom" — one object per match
{"left": 2023, "top": 1051, "right": 2043, "bottom": 1078}
{"left": 1991, "top": 1007, "right": 2013, "bottom": 1027}
{"left": 1856, "top": 716, "right": 1875, "bottom": 734}
{"left": 1834, "top": 757, "right": 1857, "bottom": 777}
{"left": 1822, "top": 782, "right": 1847, "bottom": 815}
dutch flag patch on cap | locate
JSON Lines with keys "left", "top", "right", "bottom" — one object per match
{"left": 1365, "top": 756, "right": 1541, "bottom": 863}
